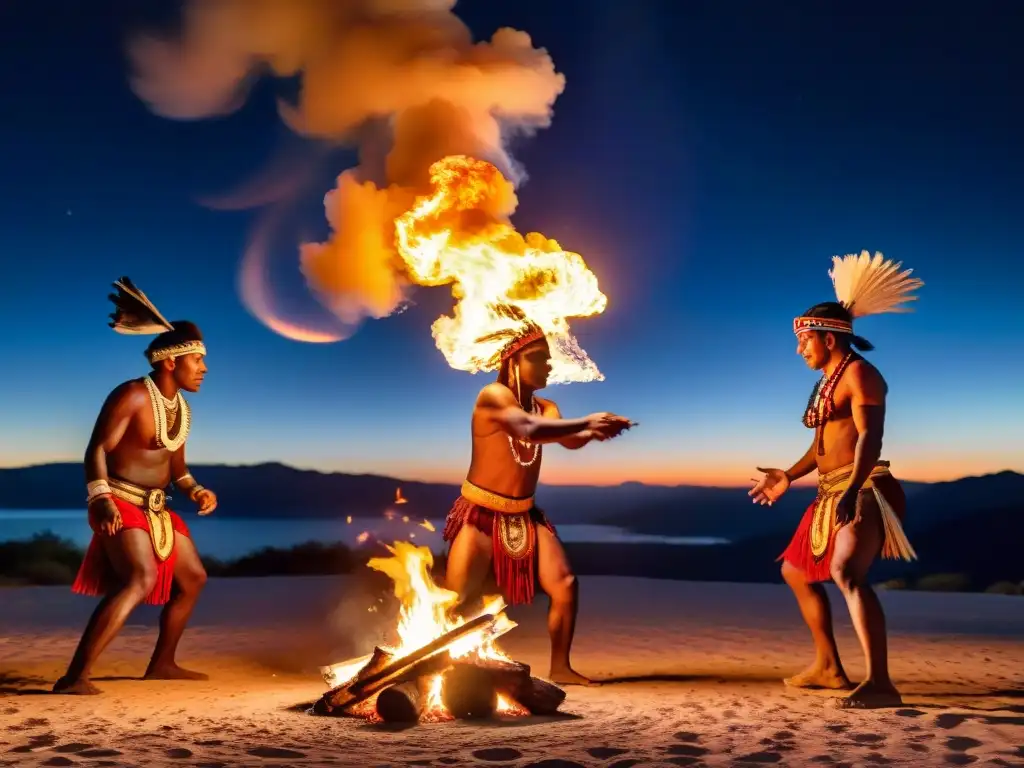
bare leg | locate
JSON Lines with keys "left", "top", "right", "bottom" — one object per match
{"left": 829, "top": 496, "right": 901, "bottom": 709}
{"left": 145, "top": 533, "right": 209, "bottom": 680}
{"left": 535, "top": 526, "right": 593, "bottom": 686}
{"left": 780, "top": 561, "right": 853, "bottom": 690}
{"left": 54, "top": 530, "right": 157, "bottom": 694}
{"left": 444, "top": 523, "right": 493, "bottom": 616}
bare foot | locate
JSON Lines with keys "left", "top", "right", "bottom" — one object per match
{"left": 784, "top": 664, "right": 853, "bottom": 691}
{"left": 830, "top": 680, "right": 902, "bottom": 710}
{"left": 549, "top": 667, "right": 600, "bottom": 687}
{"left": 144, "top": 664, "right": 209, "bottom": 681}
{"left": 52, "top": 676, "right": 101, "bottom": 695}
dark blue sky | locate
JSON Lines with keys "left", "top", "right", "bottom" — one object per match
{"left": 1, "top": 0, "right": 1021, "bottom": 485}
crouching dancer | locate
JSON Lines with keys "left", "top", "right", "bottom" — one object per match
{"left": 54, "top": 278, "right": 218, "bottom": 694}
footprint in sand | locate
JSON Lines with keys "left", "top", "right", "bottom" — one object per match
{"left": 584, "top": 747, "right": 629, "bottom": 759}
{"left": 849, "top": 733, "right": 886, "bottom": 746}
{"left": 667, "top": 744, "right": 710, "bottom": 758}
{"left": 733, "top": 751, "right": 783, "bottom": 764}
{"left": 472, "top": 748, "right": 522, "bottom": 762}
{"left": 936, "top": 713, "right": 968, "bottom": 730}
{"left": 76, "top": 749, "right": 123, "bottom": 758}
{"left": 863, "top": 752, "right": 893, "bottom": 765}
{"left": 895, "top": 708, "right": 926, "bottom": 718}
{"left": 52, "top": 743, "right": 93, "bottom": 753}
{"left": 943, "top": 738, "right": 982, "bottom": 767}
{"left": 246, "top": 747, "right": 307, "bottom": 759}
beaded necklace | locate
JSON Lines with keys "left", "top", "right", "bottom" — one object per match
{"left": 802, "top": 351, "right": 856, "bottom": 455}
{"left": 144, "top": 376, "right": 191, "bottom": 452}
{"left": 507, "top": 397, "right": 541, "bottom": 467}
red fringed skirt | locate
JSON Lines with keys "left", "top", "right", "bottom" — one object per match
{"left": 72, "top": 496, "right": 191, "bottom": 606}
{"left": 780, "top": 474, "right": 906, "bottom": 584}
{"left": 442, "top": 496, "right": 556, "bottom": 606}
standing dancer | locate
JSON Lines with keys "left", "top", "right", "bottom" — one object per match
{"left": 749, "top": 252, "right": 923, "bottom": 709}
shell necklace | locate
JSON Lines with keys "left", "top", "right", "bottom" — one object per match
{"left": 508, "top": 397, "right": 541, "bottom": 467}
{"left": 144, "top": 376, "right": 191, "bottom": 452}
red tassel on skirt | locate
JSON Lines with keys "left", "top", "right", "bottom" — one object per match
{"left": 779, "top": 475, "right": 906, "bottom": 584}
{"left": 72, "top": 496, "right": 191, "bottom": 606}
{"left": 443, "top": 496, "right": 556, "bottom": 606}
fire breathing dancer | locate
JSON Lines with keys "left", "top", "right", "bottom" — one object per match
{"left": 54, "top": 278, "right": 216, "bottom": 695}
{"left": 749, "top": 252, "right": 923, "bottom": 710}
{"left": 443, "top": 309, "right": 634, "bottom": 687}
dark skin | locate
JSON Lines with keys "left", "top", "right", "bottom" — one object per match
{"left": 53, "top": 352, "right": 217, "bottom": 695}
{"left": 749, "top": 330, "right": 901, "bottom": 709}
{"left": 445, "top": 339, "right": 633, "bottom": 686}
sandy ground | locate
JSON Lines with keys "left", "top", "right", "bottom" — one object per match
{"left": 2, "top": 575, "right": 1023, "bottom": 767}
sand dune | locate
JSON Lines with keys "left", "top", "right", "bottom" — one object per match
{"left": 2, "top": 576, "right": 1023, "bottom": 767}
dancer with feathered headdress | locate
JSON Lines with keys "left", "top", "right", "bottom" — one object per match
{"left": 749, "top": 251, "right": 923, "bottom": 710}
{"left": 55, "top": 278, "right": 216, "bottom": 695}
{"left": 442, "top": 304, "right": 634, "bottom": 686}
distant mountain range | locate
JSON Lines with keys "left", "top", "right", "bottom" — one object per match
{"left": 1, "top": 462, "right": 1021, "bottom": 588}
{"left": 0, "top": 462, "right": 1020, "bottom": 545}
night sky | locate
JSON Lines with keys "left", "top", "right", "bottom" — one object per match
{"left": 1, "top": 0, "right": 1021, "bottom": 486}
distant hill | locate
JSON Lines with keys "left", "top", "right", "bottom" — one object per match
{"left": 596, "top": 470, "right": 1024, "bottom": 541}
{"left": 0, "top": 462, "right": 1020, "bottom": 544}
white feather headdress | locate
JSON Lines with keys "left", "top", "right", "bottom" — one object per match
{"left": 829, "top": 251, "right": 923, "bottom": 318}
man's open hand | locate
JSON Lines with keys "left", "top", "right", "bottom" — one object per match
{"left": 749, "top": 467, "right": 790, "bottom": 506}
{"left": 88, "top": 498, "right": 123, "bottom": 536}
{"left": 194, "top": 489, "right": 218, "bottom": 516}
{"left": 586, "top": 412, "right": 635, "bottom": 440}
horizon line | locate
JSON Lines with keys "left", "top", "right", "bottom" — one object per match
{"left": 1, "top": 458, "right": 1019, "bottom": 489}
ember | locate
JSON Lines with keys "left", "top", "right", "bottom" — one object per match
{"left": 315, "top": 541, "right": 565, "bottom": 724}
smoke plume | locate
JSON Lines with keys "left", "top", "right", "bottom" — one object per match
{"left": 127, "top": 0, "right": 566, "bottom": 340}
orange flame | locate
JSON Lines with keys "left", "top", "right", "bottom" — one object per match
{"left": 394, "top": 155, "right": 607, "bottom": 383}
{"left": 337, "top": 541, "right": 521, "bottom": 721}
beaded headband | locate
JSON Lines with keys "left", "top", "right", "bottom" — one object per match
{"left": 792, "top": 316, "right": 853, "bottom": 336}
{"left": 500, "top": 327, "right": 546, "bottom": 363}
{"left": 148, "top": 341, "right": 207, "bottom": 364}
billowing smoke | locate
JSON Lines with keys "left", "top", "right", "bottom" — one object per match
{"left": 127, "top": 0, "right": 566, "bottom": 340}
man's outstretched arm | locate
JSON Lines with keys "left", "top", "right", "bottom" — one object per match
{"left": 477, "top": 383, "right": 627, "bottom": 444}
{"left": 543, "top": 400, "right": 598, "bottom": 449}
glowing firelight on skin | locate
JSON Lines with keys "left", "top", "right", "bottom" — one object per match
{"left": 393, "top": 155, "right": 607, "bottom": 384}
{"left": 339, "top": 541, "right": 524, "bottom": 720}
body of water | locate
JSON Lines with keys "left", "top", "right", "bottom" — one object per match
{"left": 0, "top": 510, "right": 730, "bottom": 560}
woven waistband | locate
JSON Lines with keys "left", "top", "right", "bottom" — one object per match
{"left": 818, "top": 461, "right": 891, "bottom": 495}
{"left": 109, "top": 478, "right": 166, "bottom": 513}
{"left": 461, "top": 480, "right": 534, "bottom": 514}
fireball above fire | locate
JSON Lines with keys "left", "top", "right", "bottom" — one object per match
{"left": 393, "top": 155, "right": 608, "bottom": 384}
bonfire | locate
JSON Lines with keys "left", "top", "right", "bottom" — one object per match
{"left": 315, "top": 541, "right": 565, "bottom": 724}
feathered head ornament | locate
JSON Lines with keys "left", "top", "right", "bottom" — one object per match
{"left": 793, "top": 251, "right": 924, "bottom": 343}
{"left": 473, "top": 304, "right": 547, "bottom": 370}
{"left": 108, "top": 277, "right": 206, "bottom": 364}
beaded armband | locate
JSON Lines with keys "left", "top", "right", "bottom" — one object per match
{"left": 174, "top": 473, "right": 206, "bottom": 500}
{"left": 86, "top": 479, "right": 112, "bottom": 505}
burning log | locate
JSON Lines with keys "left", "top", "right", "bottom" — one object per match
{"left": 319, "top": 611, "right": 501, "bottom": 715}
{"left": 375, "top": 679, "right": 428, "bottom": 723}
{"left": 441, "top": 664, "right": 498, "bottom": 719}
{"left": 441, "top": 658, "right": 535, "bottom": 720}
{"left": 513, "top": 676, "right": 567, "bottom": 716}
